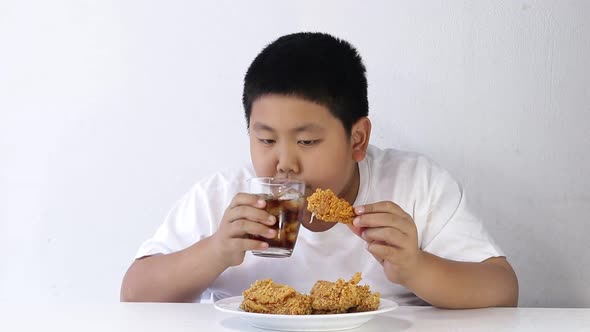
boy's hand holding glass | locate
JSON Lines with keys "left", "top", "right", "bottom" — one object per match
{"left": 209, "top": 177, "right": 305, "bottom": 268}
{"left": 247, "top": 177, "right": 305, "bottom": 258}
{"left": 210, "top": 193, "right": 278, "bottom": 268}
{"left": 348, "top": 201, "right": 421, "bottom": 285}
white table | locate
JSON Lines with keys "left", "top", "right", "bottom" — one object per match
{"left": 0, "top": 303, "right": 588, "bottom": 332}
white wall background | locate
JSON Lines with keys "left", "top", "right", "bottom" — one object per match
{"left": 1, "top": 0, "right": 588, "bottom": 307}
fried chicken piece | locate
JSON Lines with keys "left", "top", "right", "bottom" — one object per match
{"left": 309, "top": 272, "right": 380, "bottom": 314}
{"left": 240, "top": 279, "right": 312, "bottom": 315}
{"left": 309, "top": 280, "right": 357, "bottom": 314}
{"left": 350, "top": 284, "right": 381, "bottom": 313}
{"left": 306, "top": 188, "right": 356, "bottom": 224}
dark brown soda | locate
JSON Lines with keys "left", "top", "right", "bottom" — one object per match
{"left": 250, "top": 196, "right": 305, "bottom": 250}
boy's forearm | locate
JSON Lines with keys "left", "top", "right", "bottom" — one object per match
{"left": 403, "top": 252, "right": 518, "bottom": 309}
{"left": 120, "top": 237, "right": 227, "bottom": 302}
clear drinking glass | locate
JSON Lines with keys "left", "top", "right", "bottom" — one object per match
{"left": 248, "top": 177, "right": 306, "bottom": 258}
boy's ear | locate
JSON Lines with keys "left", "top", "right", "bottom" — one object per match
{"left": 351, "top": 117, "right": 371, "bottom": 162}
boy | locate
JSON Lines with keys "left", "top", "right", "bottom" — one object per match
{"left": 121, "top": 32, "right": 518, "bottom": 308}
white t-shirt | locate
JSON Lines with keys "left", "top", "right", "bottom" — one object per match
{"left": 135, "top": 145, "right": 503, "bottom": 305}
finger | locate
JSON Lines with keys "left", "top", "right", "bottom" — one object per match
{"left": 366, "top": 242, "right": 400, "bottom": 263}
{"left": 346, "top": 224, "right": 366, "bottom": 238}
{"left": 229, "top": 192, "right": 268, "bottom": 210}
{"left": 363, "top": 240, "right": 387, "bottom": 265}
{"left": 354, "top": 201, "right": 411, "bottom": 219}
{"left": 230, "top": 238, "right": 270, "bottom": 252}
{"left": 353, "top": 213, "right": 414, "bottom": 235}
{"left": 227, "top": 219, "right": 277, "bottom": 239}
{"left": 362, "top": 227, "right": 406, "bottom": 248}
{"left": 225, "top": 205, "right": 276, "bottom": 226}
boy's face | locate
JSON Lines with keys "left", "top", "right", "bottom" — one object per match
{"left": 249, "top": 94, "right": 369, "bottom": 231}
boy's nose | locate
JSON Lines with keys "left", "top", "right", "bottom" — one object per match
{"left": 276, "top": 149, "right": 300, "bottom": 175}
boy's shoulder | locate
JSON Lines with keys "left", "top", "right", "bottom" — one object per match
{"left": 366, "top": 144, "right": 445, "bottom": 174}
{"left": 185, "top": 164, "right": 256, "bottom": 197}
{"left": 364, "top": 145, "right": 459, "bottom": 198}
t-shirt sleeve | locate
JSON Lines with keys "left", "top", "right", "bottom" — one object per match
{"left": 134, "top": 185, "right": 213, "bottom": 259}
{"left": 418, "top": 168, "right": 504, "bottom": 262}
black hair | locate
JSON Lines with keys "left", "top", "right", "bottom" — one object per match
{"left": 243, "top": 32, "right": 368, "bottom": 134}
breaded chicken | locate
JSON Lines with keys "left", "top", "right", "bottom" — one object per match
{"left": 240, "top": 279, "right": 312, "bottom": 315}
{"left": 306, "top": 188, "right": 356, "bottom": 224}
{"left": 309, "top": 272, "right": 380, "bottom": 314}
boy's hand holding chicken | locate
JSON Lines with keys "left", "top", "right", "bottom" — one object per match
{"left": 348, "top": 202, "right": 421, "bottom": 285}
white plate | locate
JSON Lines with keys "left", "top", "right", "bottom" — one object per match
{"left": 214, "top": 295, "right": 398, "bottom": 331}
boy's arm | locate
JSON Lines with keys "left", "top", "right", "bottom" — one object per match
{"left": 121, "top": 193, "right": 276, "bottom": 302}
{"left": 350, "top": 201, "right": 519, "bottom": 309}
{"left": 404, "top": 253, "right": 518, "bottom": 308}
{"left": 120, "top": 237, "right": 227, "bottom": 302}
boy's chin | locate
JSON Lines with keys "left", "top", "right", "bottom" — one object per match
{"left": 300, "top": 218, "right": 337, "bottom": 232}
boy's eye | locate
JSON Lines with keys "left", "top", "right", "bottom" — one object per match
{"left": 298, "top": 140, "right": 319, "bottom": 146}
{"left": 258, "top": 138, "right": 276, "bottom": 145}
